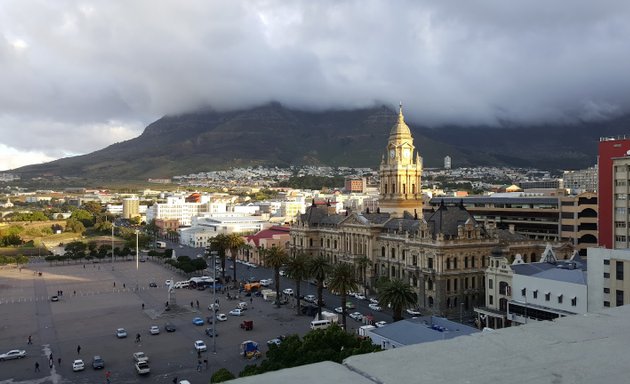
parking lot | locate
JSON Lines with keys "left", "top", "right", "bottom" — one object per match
{"left": 0, "top": 259, "right": 312, "bottom": 384}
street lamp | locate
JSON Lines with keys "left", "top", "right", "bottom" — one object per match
{"left": 135, "top": 230, "right": 139, "bottom": 291}
{"left": 210, "top": 249, "right": 218, "bottom": 353}
{"left": 460, "top": 302, "right": 464, "bottom": 323}
{"left": 111, "top": 222, "right": 115, "bottom": 271}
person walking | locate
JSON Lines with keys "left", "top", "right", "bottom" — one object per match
{"left": 57, "top": 357, "right": 61, "bottom": 366}
{"left": 77, "top": 345, "right": 81, "bottom": 355}
{"left": 196, "top": 300, "right": 199, "bottom": 309}
{"left": 197, "top": 360, "right": 202, "bottom": 372}
{"left": 34, "top": 362, "right": 40, "bottom": 372}
{"left": 136, "top": 333, "right": 141, "bottom": 343}
{"left": 105, "top": 370, "right": 111, "bottom": 384}
{"left": 172, "top": 376, "right": 178, "bottom": 384}
{"left": 204, "top": 359, "right": 208, "bottom": 370}
{"left": 28, "top": 335, "right": 32, "bottom": 344}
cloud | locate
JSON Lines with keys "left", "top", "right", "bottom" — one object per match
{"left": 1, "top": 0, "right": 630, "bottom": 168}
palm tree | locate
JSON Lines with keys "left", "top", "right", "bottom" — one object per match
{"left": 209, "top": 234, "right": 228, "bottom": 280}
{"left": 262, "top": 245, "right": 289, "bottom": 307}
{"left": 308, "top": 255, "right": 331, "bottom": 318}
{"left": 355, "top": 255, "right": 370, "bottom": 297}
{"left": 224, "top": 233, "right": 246, "bottom": 288}
{"left": 285, "top": 252, "right": 310, "bottom": 315}
{"left": 327, "top": 262, "right": 359, "bottom": 331}
{"left": 378, "top": 278, "right": 418, "bottom": 322}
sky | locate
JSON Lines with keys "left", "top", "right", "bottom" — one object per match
{"left": 1, "top": 0, "right": 630, "bottom": 171}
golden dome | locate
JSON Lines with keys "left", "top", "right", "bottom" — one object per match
{"left": 389, "top": 103, "right": 412, "bottom": 140}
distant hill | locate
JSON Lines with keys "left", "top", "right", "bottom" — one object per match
{"left": 11, "top": 103, "right": 629, "bottom": 181}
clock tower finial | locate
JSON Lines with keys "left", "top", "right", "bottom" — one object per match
{"left": 399, "top": 101, "right": 402, "bottom": 115}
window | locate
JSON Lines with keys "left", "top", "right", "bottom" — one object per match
{"left": 334, "top": 240, "right": 337, "bottom": 249}
{"left": 412, "top": 254, "right": 417, "bottom": 266}
{"left": 604, "top": 301, "right": 610, "bottom": 307}
{"left": 488, "top": 279, "right": 493, "bottom": 289}
{"left": 604, "top": 272, "right": 610, "bottom": 279}
{"left": 447, "top": 279, "right": 451, "bottom": 292}
{"left": 571, "top": 297, "right": 577, "bottom": 306}
{"left": 533, "top": 290, "right": 538, "bottom": 299}
{"left": 616, "top": 290, "right": 624, "bottom": 307}
{"left": 428, "top": 257, "right": 433, "bottom": 269}
{"left": 558, "top": 295, "right": 563, "bottom": 304}
{"left": 465, "top": 277, "right": 469, "bottom": 289}
{"left": 604, "top": 287, "right": 610, "bottom": 294}
{"left": 489, "top": 295, "right": 493, "bottom": 305}
{"left": 309, "top": 239, "right": 313, "bottom": 247}
{"left": 464, "top": 257, "right": 469, "bottom": 268}
{"left": 454, "top": 258, "right": 458, "bottom": 269}
{"left": 617, "top": 261, "right": 624, "bottom": 280}
{"left": 521, "top": 288, "right": 526, "bottom": 297}
{"left": 545, "top": 292, "right": 551, "bottom": 301}
{"left": 381, "top": 247, "right": 385, "bottom": 257}
{"left": 454, "top": 279, "right": 458, "bottom": 291}
{"left": 472, "top": 257, "right": 476, "bottom": 268}
{"left": 391, "top": 248, "right": 396, "bottom": 259}
{"left": 604, "top": 259, "right": 610, "bottom": 265}
{"left": 446, "top": 258, "right": 450, "bottom": 270}
{"left": 401, "top": 250, "right": 406, "bottom": 261}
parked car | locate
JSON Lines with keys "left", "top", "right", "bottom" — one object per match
{"left": 216, "top": 313, "right": 228, "bottom": 321}
{"left": 149, "top": 325, "right": 160, "bottom": 335}
{"left": 279, "top": 270, "right": 287, "bottom": 276}
{"left": 192, "top": 317, "right": 204, "bottom": 326}
{"left": 282, "top": 288, "right": 294, "bottom": 296}
{"left": 406, "top": 308, "right": 422, "bottom": 316}
{"left": 0, "top": 349, "right": 26, "bottom": 361}
{"left": 355, "top": 293, "right": 367, "bottom": 300}
{"left": 267, "top": 338, "right": 282, "bottom": 346}
{"left": 349, "top": 312, "right": 364, "bottom": 321}
{"left": 346, "top": 301, "right": 356, "bottom": 309}
{"left": 165, "top": 280, "right": 172, "bottom": 286}
{"left": 164, "top": 323, "right": 176, "bottom": 332}
{"left": 72, "top": 359, "right": 85, "bottom": 372}
{"left": 50, "top": 295, "right": 59, "bottom": 302}
{"left": 194, "top": 340, "right": 207, "bottom": 352}
{"left": 375, "top": 321, "right": 388, "bottom": 328}
{"left": 229, "top": 308, "right": 244, "bottom": 316}
{"left": 237, "top": 302, "right": 248, "bottom": 310}
{"left": 91, "top": 356, "right": 105, "bottom": 369}
{"left": 259, "top": 279, "right": 272, "bottom": 287}
{"left": 334, "top": 307, "right": 343, "bottom": 314}
{"left": 369, "top": 298, "right": 379, "bottom": 305}
{"left": 149, "top": 282, "right": 157, "bottom": 287}
{"left": 304, "top": 294, "right": 316, "bottom": 303}
{"left": 135, "top": 361, "right": 150, "bottom": 375}
{"left": 205, "top": 328, "right": 218, "bottom": 337}
{"left": 133, "top": 352, "right": 149, "bottom": 363}
{"left": 369, "top": 303, "right": 382, "bottom": 312}
{"left": 116, "top": 328, "right": 127, "bottom": 338}
{"left": 208, "top": 303, "right": 220, "bottom": 311}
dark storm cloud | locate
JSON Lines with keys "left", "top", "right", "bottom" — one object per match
{"left": 1, "top": 0, "right": 630, "bottom": 169}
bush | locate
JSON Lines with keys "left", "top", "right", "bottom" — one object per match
{"left": 211, "top": 368, "right": 235, "bottom": 383}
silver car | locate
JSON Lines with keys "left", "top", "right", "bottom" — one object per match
{"left": 0, "top": 349, "right": 26, "bottom": 361}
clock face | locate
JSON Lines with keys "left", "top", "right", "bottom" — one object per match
{"left": 403, "top": 148, "right": 411, "bottom": 158}
{"left": 390, "top": 149, "right": 395, "bottom": 159}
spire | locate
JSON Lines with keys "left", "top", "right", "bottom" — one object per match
{"left": 389, "top": 101, "right": 411, "bottom": 139}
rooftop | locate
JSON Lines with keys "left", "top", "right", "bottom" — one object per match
{"left": 225, "top": 305, "right": 630, "bottom": 384}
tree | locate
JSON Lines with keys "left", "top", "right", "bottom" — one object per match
{"left": 308, "top": 255, "right": 331, "bottom": 318}
{"left": 64, "top": 218, "right": 85, "bottom": 234}
{"left": 81, "top": 201, "right": 103, "bottom": 216}
{"left": 262, "top": 245, "right": 289, "bottom": 308}
{"left": 210, "top": 234, "right": 228, "bottom": 280}
{"left": 378, "top": 278, "right": 418, "bottom": 322}
{"left": 70, "top": 209, "right": 94, "bottom": 227}
{"left": 211, "top": 367, "right": 236, "bottom": 383}
{"left": 224, "top": 233, "right": 246, "bottom": 287}
{"left": 355, "top": 255, "right": 370, "bottom": 296}
{"left": 285, "top": 252, "right": 310, "bottom": 315}
{"left": 327, "top": 262, "right": 359, "bottom": 331}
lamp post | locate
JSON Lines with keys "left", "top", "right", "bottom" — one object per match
{"left": 460, "top": 302, "right": 464, "bottom": 324}
{"left": 135, "top": 230, "right": 139, "bottom": 292}
{"left": 111, "top": 223, "right": 115, "bottom": 271}
{"left": 210, "top": 250, "right": 218, "bottom": 353}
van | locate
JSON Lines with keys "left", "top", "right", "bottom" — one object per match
{"left": 310, "top": 319, "right": 332, "bottom": 330}
{"left": 174, "top": 281, "right": 190, "bottom": 289}
{"left": 237, "top": 302, "right": 248, "bottom": 310}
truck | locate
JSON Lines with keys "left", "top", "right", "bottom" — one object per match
{"left": 156, "top": 241, "right": 166, "bottom": 249}
{"left": 315, "top": 310, "right": 339, "bottom": 324}
{"left": 358, "top": 325, "right": 376, "bottom": 337}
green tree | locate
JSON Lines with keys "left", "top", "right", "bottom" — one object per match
{"left": 81, "top": 201, "right": 103, "bottom": 216}
{"left": 308, "top": 255, "right": 331, "bottom": 318}
{"left": 285, "top": 252, "right": 310, "bottom": 315}
{"left": 64, "top": 218, "right": 85, "bottom": 234}
{"left": 378, "top": 278, "right": 418, "bottom": 322}
{"left": 327, "top": 262, "right": 359, "bottom": 331}
{"left": 211, "top": 367, "right": 236, "bottom": 383}
{"left": 70, "top": 209, "right": 94, "bottom": 227}
{"left": 262, "top": 245, "right": 289, "bottom": 308}
{"left": 210, "top": 234, "right": 228, "bottom": 280}
{"left": 224, "top": 233, "right": 246, "bottom": 287}
{"left": 355, "top": 255, "right": 370, "bottom": 297}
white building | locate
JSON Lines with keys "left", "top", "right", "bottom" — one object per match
{"left": 145, "top": 195, "right": 228, "bottom": 226}
{"left": 179, "top": 215, "right": 270, "bottom": 247}
{"left": 587, "top": 247, "right": 630, "bottom": 312}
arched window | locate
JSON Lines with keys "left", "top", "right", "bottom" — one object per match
{"left": 445, "top": 258, "right": 450, "bottom": 270}
{"left": 381, "top": 247, "right": 386, "bottom": 257}
{"left": 454, "top": 258, "right": 458, "bottom": 269}
{"left": 464, "top": 257, "right": 469, "bottom": 268}
{"left": 427, "top": 279, "right": 433, "bottom": 290}
{"left": 392, "top": 183, "right": 395, "bottom": 193}
{"left": 391, "top": 248, "right": 396, "bottom": 259}
{"left": 428, "top": 296, "right": 434, "bottom": 307}
{"left": 391, "top": 265, "right": 396, "bottom": 277}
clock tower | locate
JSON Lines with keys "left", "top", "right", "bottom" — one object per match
{"left": 378, "top": 104, "right": 423, "bottom": 217}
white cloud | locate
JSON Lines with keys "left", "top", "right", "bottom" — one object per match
{"left": 1, "top": 0, "right": 630, "bottom": 168}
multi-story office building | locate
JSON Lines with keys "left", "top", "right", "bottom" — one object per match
{"left": 598, "top": 136, "right": 630, "bottom": 248}
{"left": 588, "top": 247, "right": 630, "bottom": 311}
{"left": 559, "top": 192, "right": 598, "bottom": 256}
{"left": 291, "top": 107, "right": 564, "bottom": 318}
{"left": 122, "top": 197, "right": 140, "bottom": 219}
{"left": 563, "top": 166, "right": 597, "bottom": 194}
{"left": 345, "top": 178, "right": 365, "bottom": 193}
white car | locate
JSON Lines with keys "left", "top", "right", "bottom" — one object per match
{"left": 375, "top": 321, "right": 388, "bottom": 328}
{"left": 369, "top": 303, "right": 383, "bottom": 311}
{"left": 149, "top": 325, "right": 160, "bottom": 335}
{"left": 135, "top": 361, "right": 150, "bottom": 375}
{"left": 304, "top": 294, "right": 316, "bottom": 303}
{"left": 116, "top": 328, "right": 128, "bottom": 338}
{"left": 355, "top": 294, "right": 367, "bottom": 300}
{"left": 259, "top": 279, "right": 272, "bottom": 287}
{"left": 72, "top": 359, "right": 85, "bottom": 372}
{"left": 369, "top": 298, "right": 379, "bottom": 305}
{"left": 283, "top": 288, "right": 294, "bottom": 296}
{"left": 349, "top": 312, "right": 363, "bottom": 321}
{"left": 334, "top": 306, "right": 343, "bottom": 314}
{"left": 133, "top": 352, "right": 149, "bottom": 363}
{"left": 194, "top": 340, "right": 207, "bottom": 352}
{"left": 216, "top": 313, "right": 228, "bottom": 321}
{"left": 165, "top": 279, "right": 173, "bottom": 287}
{"left": 229, "top": 308, "right": 243, "bottom": 316}
{"left": 406, "top": 308, "right": 422, "bottom": 316}
{"left": 0, "top": 349, "right": 26, "bottom": 361}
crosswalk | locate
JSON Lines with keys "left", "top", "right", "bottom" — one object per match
{"left": 0, "top": 287, "right": 152, "bottom": 305}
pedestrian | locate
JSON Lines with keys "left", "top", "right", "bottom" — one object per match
{"left": 197, "top": 350, "right": 201, "bottom": 359}
{"left": 197, "top": 360, "right": 202, "bottom": 372}
{"left": 204, "top": 359, "right": 208, "bottom": 370}
{"left": 49, "top": 360, "right": 53, "bottom": 369}
{"left": 190, "top": 301, "right": 193, "bottom": 308}
{"left": 123, "top": 283, "right": 126, "bottom": 289}
{"left": 113, "top": 282, "right": 116, "bottom": 287}
{"left": 136, "top": 333, "right": 141, "bottom": 343}
{"left": 196, "top": 300, "right": 199, "bottom": 309}
{"left": 142, "top": 303, "right": 145, "bottom": 310}
{"left": 57, "top": 357, "right": 61, "bottom": 366}
{"left": 49, "top": 352, "right": 53, "bottom": 361}
{"left": 172, "top": 377, "right": 178, "bottom": 384}
{"left": 106, "top": 370, "right": 111, "bottom": 384}
{"left": 35, "top": 361, "right": 40, "bottom": 372}
{"left": 83, "top": 264, "right": 86, "bottom": 269}
{"left": 28, "top": 335, "right": 32, "bottom": 344}
{"left": 77, "top": 345, "right": 81, "bottom": 355}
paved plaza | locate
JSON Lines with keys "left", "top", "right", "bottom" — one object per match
{"left": 0, "top": 259, "right": 312, "bottom": 384}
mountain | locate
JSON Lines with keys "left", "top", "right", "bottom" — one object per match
{"left": 11, "top": 103, "right": 629, "bottom": 181}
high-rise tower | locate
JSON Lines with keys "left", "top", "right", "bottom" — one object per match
{"left": 378, "top": 104, "right": 423, "bottom": 217}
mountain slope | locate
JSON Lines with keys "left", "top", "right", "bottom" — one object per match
{"left": 12, "top": 103, "right": 629, "bottom": 181}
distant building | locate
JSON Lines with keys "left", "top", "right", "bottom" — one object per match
{"left": 563, "top": 166, "right": 597, "bottom": 194}
{"left": 444, "top": 155, "right": 451, "bottom": 170}
{"left": 122, "top": 197, "right": 140, "bottom": 219}
{"left": 240, "top": 226, "right": 291, "bottom": 265}
{"left": 517, "top": 179, "right": 562, "bottom": 189}
{"left": 344, "top": 178, "right": 364, "bottom": 193}
{"left": 179, "top": 215, "right": 269, "bottom": 247}
{"left": 559, "top": 192, "right": 597, "bottom": 256}
{"left": 588, "top": 247, "right": 630, "bottom": 311}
